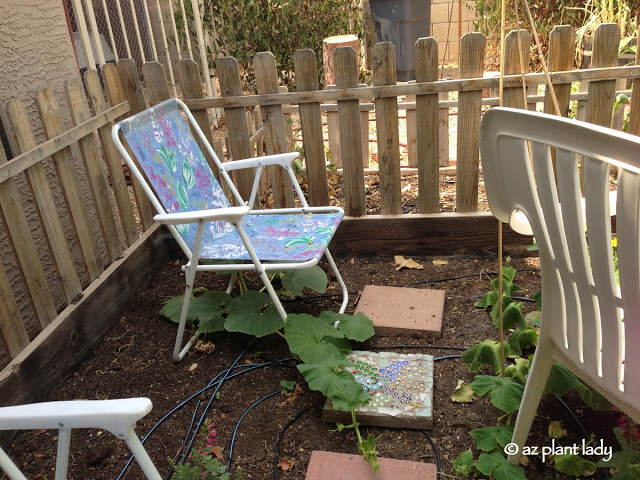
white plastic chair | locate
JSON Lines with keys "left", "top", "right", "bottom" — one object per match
{"left": 0, "top": 398, "right": 162, "bottom": 479}
{"left": 112, "top": 98, "right": 348, "bottom": 361}
{"left": 480, "top": 107, "right": 640, "bottom": 463}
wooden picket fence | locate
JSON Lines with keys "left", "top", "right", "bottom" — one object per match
{"left": 1, "top": 23, "right": 639, "bottom": 408}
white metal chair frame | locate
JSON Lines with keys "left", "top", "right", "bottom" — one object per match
{"left": 0, "top": 398, "right": 161, "bottom": 479}
{"left": 481, "top": 107, "right": 640, "bottom": 463}
{"left": 112, "top": 99, "right": 348, "bottom": 361}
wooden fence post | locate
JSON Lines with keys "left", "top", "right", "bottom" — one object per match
{"left": 503, "top": 30, "right": 531, "bottom": 110}
{"left": 218, "top": 56, "right": 255, "bottom": 203}
{"left": 7, "top": 99, "right": 95, "bottom": 288}
{"left": 439, "top": 92, "right": 449, "bottom": 167}
{"left": 587, "top": 23, "right": 620, "bottom": 127}
{"left": 0, "top": 154, "right": 57, "bottom": 327}
{"left": 112, "top": 59, "right": 155, "bottom": 229}
{"left": 545, "top": 25, "right": 574, "bottom": 117}
{"left": 456, "top": 33, "right": 485, "bottom": 213}
{"left": 177, "top": 59, "right": 222, "bottom": 180}
{"left": 87, "top": 67, "right": 140, "bottom": 247}
{"left": 63, "top": 79, "right": 124, "bottom": 264}
{"left": 254, "top": 51, "right": 294, "bottom": 209}
{"left": 0, "top": 262, "right": 27, "bottom": 358}
{"left": 335, "top": 46, "right": 367, "bottom": 217}
{"left": 293, "top": 49, "right": 330, "bottom": 206}
{"left": 372, "top": 42, "right": 402, "bottom": 215}
{"left": 406, "top": 93, "right": 417, "bottom": 167}
{"left": 415, "top": 37, "right": 439, "bottom": 214}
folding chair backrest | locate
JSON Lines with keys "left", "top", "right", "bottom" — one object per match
{"left": 117, "top": 98, "right": 231, "bottom": 245}
{"left": 481, "top": 107, "right": 640, "bottom": 421}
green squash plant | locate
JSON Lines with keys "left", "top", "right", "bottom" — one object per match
{"left": 161, "top": 266, "right": 380, "bottom": 472}
{"left": 455, "top": 260, "right": 616, "bottom": 479}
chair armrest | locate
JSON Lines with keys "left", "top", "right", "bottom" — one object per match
{"left": 223, "top": 152, "right": 299, "bottom": 171}
{"left": 154, "top": 206, "right": 250, "bottom": 225}
{"left": 0, "top": 398, "right": 152, "bottom": 435}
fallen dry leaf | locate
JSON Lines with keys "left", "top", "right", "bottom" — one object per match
{"left": 188, "top": 362, "right": 198, "bottom": 372}
{"left": 194, "top": 340, "right": 215, "bottom": 354}
{"left": 432, "top": 259, "right": 449, "bottom": 266}
{"left": 277, "top": 458, "right": 295, "bottom": 471}
{"left": 394, "top": 255, "right": 424, "bottom": 271}
{"left": 212, "top": 445, "right": 224, "bottom": 461}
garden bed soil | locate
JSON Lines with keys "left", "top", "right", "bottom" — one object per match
{"left": 4, "top": 248, "right": 620, "bottom": 480}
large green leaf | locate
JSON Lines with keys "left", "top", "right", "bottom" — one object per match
{"left": 285, "top": 314, "right": 345, "bottom": 364}
{"left": 297, "top": 360, "right": 352, "bottom": 399}
{"left": 471, "top": 375, "right": 524, "bottom": 414}
{"left": 470, "top": 425, "right": 515, "bottom": 451}
{"left": 318, "top": 311, "right": 375, "bottom": 342}
{"left": 576, "top": 383, "right": 613, "bottom": 411}
{"left": 462, "top": 340, "right": 511, "bottom": 373}
{"left": 490, "top": 277, "right": 521, "bottom": 296}
{"left": 492, "top": 301, "right": 525, "bottom": 330}
{"left": 507, "top": 325, "right": 538, "bottom": 356}
{"left": 280, "top": 266, "right": 328, "bottom": 294}
{"left": 554, "top": 454, "right": 596, "bottom": 477}
{"left": 451, "top": 380, "right": 475, "bottom": 403}
{"left": 224, "top": 291, "right": 283, "bottom": 337}
{"left": 453, "top": 449, "right": 476, "bottom": 477}
{"left": 477, "top": 451, "right": 527, "bottom": 480}
{"left": 505, "top": 357, "right": 531, "bottom": 386}
{"left": 160, "top": 290, "right": 230, "bottom": 334}
{"left": 330, "top": 377, "right": 370, "bottom": 411}
{"left": 545, "top": 363, "right": 583, "bottom": 396}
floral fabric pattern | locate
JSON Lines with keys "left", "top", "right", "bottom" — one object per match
{"left": 117, "top": 99, "right": 342, "bottom": 262}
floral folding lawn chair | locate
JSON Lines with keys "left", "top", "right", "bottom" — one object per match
{"left": 112, "top": 98, "right": 347, "bottom": 361}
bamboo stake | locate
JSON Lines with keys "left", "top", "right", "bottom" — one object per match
{"left": 142, "top": 0, "right": 159, "bottom": 61}
{"left": 167, "top": 0, "right": 183, "bottom": 61}
{"left": 513, "top": 1, "right": 529, "bottom": 108}
{"left": 521, "top": 0, "right": 561, "bottom": 116}
{"left": 155, "top": 0, "right": 177, "bottom": 96}
{"left": 84, "top": 0, "right": 106, "bottom": 66}
{"left": 190, "top": 0, "right": 214, "bottom": 100}
{"left": 128, "top": 0, "right": 146, "bottom": 62}
{"left": 70, "top": 0, "right": 96, "bottom": 68}
{"left": 115, "top": 0, "right": 132, "bottom": 58}
{"left": 179, "top": 0, "right": 194, "bottom": 59}
{"left": 101, "top": 0, "right": 119, "bottom": 62}
{"left": 497, "top": 0, "right": 506, "bottom": 378}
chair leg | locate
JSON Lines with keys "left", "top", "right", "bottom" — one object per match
{"left": 324, "top": 248, "right": 348, "bottom": 314}
{"left": 0, "top": 447, "right": 27, "bottom": 480}
{"left": 122, "top": 430, "right": 163, "bottom": 480}
{"left": 173, "top": 262, "right": 201, "bottom": 362}
{"left": 508, "top": 343, "right": 555, "bottom": 464}
{"left": 55, "top": 428, "right": 71, "bottom": 480}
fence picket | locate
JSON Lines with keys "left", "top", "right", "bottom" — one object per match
{"left": 62, "top": 80, "right": 123, "bottom": 264}
{"left": 503, "top": 30, "right": 531, "bottom": 109}
{"left": 177, "top": 59, "right": 222, "bottom": 181}
{"left": 587, "top": 24, "right": 620, "bottom": 127}
{"left": 0, "top": 262, "right": 28, "bottom": 358}
{"left": 254, "top": 52, "right": 294, "bottom": 208}
{"left": 456, "top": 33, "right": 485, "bottom": 213}
{"left": 293, "top": 49, "right": 330, "bottom": 206}
{"left": 115, "top": 59, "right": 155, "bottom": 229}
{"left": 545, "top": 25, "right": 575, "bottom": 116}
{"left": 7, "top": 99, "right": 93, "bottom": 290}
{"left": 142, "top": 61, "right": 171, "bottom": 102}
{"left": 415, "top": 37, "right": 439, "bottom": 214}
{"left": 335, "top": 46, "right": 366, "bottom": 217}
{"left": 372, "top": 42, "right": 402, "bottom": 215}
{"left": 86, "top": 68, "right": 139, "bottom": 246}
{"left": 218, "top": 56, "right": 255, "bottom": 202}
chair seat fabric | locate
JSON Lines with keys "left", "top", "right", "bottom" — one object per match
{"left": 185, "top": 212, "right": 343, "bottom": 261}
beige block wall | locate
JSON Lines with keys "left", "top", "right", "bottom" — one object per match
{"left": 0, "top": 0, "right": 93, "bottom": 370}
{"left": 430, "top": 0, "right": 478, "bottom": 63}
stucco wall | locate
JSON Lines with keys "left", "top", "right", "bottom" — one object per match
{"left": 0, "top": 0, "right": 94, "bottom": 370}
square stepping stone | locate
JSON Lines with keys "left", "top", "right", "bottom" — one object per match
{"left": 323, "top": 350, "right": 434, "bottom": 430}
{"left": 355, "top": 286, "right": 445, "bottom": 337}
{"left": 305, "top": 451, "right": 437, "bottom": 480}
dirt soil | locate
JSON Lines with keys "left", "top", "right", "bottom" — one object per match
{"left": 3, "top": 246, "right": 622, "bottom": 480}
